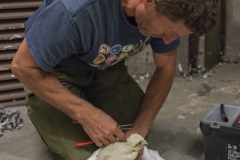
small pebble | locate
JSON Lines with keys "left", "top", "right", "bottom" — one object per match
{"left": 178, "top": 115, "right": 186, "bottom": 119}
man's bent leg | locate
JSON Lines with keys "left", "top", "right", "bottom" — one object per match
{"left": 86, "top": 63, "right": 145, "bottom": 126}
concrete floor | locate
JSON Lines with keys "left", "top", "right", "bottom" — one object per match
{"left": 1, "top": 62, "right": 240, "bottom": 160}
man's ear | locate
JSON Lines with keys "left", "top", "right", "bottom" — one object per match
{"left": 143, "top": 0, "right": 156, "bottom": 11}
{"left": 146, "top": 0, "right": 154, "bottom": 5}
{"left": 144, "top": 0, "right": 155, "bottom": 8}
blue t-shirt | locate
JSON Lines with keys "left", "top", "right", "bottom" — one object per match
{"left": 25, "top": 0, "right": 180, "bottom": 72}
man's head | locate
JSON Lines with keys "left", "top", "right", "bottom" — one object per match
{"left": 154, "top": 0, "right": 220, "bottom": 35}
{"left": 133, "top": 0, "right": 219, "bottom": 44}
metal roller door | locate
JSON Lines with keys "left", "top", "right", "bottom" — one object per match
{"left": 0, "top": 1, "right": 42, "bottom": 108}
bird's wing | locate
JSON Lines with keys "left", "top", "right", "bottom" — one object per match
{"left": 97, "top": 142, "right": 133, "bottom": 160}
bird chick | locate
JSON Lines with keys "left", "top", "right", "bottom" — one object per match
{"left": 96, "top": 133, "right": 147, "bottom": 160}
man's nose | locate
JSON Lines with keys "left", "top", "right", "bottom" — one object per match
{"left": 162, "top": 34, "right": 178, "bottom": 44}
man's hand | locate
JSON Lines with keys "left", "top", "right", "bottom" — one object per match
{"left": 74, "top": 103, "right": 125, "bottom": 147}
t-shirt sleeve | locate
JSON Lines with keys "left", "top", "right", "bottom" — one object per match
{"left": 149, "top": 37, "right": 180, "bottom": 54}
{"left": 24, "top": 1, "right": 82, "bottom": 72}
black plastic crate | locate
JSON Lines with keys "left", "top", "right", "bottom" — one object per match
{"left": 200, "top": 104, "right": 240, "bottom": 160}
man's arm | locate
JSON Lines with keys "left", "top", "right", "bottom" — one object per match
{"left": 11, "top": 38, "right": 125, "bottom": 146}
{"left": 125, "top": 49, "right": 177, "bottom": 138}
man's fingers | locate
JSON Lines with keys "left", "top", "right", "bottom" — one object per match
{"left": 135, "top": 149, "right": 144, "bottom": 160}
{"left": 114, "top": 129, "right": 125, "bottom": 142}
{"left": 107, "top": 135, "right": 119, "bottom": 143}
{"left": 94, "top": 139, "right": 110, "bottom": 147}
{"left": 95, "top": 140, "right": 103, "bottom": 147}
{"left": 101, "top": 139, "right": 111, "bottom": 146}
{"left": 93, "top": 135, "right": 112, "bottom": 147}
{"left": 138, "top": 148, "right": 144, "bottom": 155}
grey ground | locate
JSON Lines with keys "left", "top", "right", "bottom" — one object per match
{"left": 1, "top": 60, "right": 240, "bottom": 160}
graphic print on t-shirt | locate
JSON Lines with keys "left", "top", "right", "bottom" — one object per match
{"left": 106, "top": 55, "right": 117, "bottom": 64}
{"left": 110, "top": 44, "right": 122, "bottom": 54}
{"left": 140, "top": 44, "right": 147, "bottom": 52}
{"left": 117, "top": 53, "right": 128, "bottom": 61}
{"left": 93, "top": 54, "right": 105, "bottom": 64}
{"left": 121, "top": 45, "right": 134, "bottom": 52}
{"left": 144, "top": 36, "right": 150, "bottom": 43}
{"left": 99, "top": 44, "right": 110, "bottom": 54}
{"left": 90, "top": 36, "right": 150, "bottom": 70}
{"left": 133, "top": 40, "right": 143, "bottom": 51}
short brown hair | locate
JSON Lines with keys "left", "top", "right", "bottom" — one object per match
{"left": 155, "top": 0, "right": 220, "bottom": 35}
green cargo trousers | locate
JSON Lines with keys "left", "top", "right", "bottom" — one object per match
{"left": 24, "top": 63, "right": 144, "bottom": 160}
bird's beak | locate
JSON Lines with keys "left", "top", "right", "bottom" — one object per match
{"left": 142, "top": 140, "right": 148, "bottom": 146}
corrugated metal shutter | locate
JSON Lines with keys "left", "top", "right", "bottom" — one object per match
{"left": 0, "top": 1, "right": 42, "bottom": 108}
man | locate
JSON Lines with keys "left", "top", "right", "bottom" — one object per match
{"left": 11, "top": 0, "right": 219, "bottom": 159}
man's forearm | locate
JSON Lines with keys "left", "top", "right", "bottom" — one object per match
{"left": 13, "top": 65, "right": 91, "bottom": 120}
{"left": 132, "top": 65, "right": 176, "bottom": 137}
{"left": 11, "top": 39, "right": 94, "bottom": 121}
